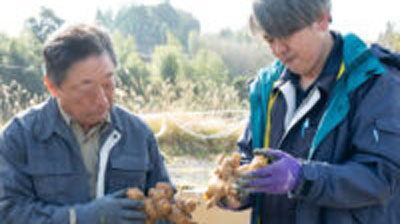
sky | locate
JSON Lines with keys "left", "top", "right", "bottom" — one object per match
{"left": 0, "top": 0, "right": 399, "bottom": 41}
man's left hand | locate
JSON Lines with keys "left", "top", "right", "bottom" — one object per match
{"left": 239, "top": 149, "right": 301, "bottom": 195}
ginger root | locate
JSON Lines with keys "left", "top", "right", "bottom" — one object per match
{"left": 167, "top": 198, "right": 197, "bottom": 224}
{"left": 204, "top": 152, "right": 267, "bottom": 209}
{"left": 126, "top": 182, "right": 198, "bottom": 224}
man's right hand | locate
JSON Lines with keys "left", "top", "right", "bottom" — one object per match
{"left": 75, "top": 189, "right": 147, "bottom": 224}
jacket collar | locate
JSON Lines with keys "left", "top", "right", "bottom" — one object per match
{"left": 341, "top": 33, "right": 385, "bottom": 79}
{"left": 34, "top": 97, "right": 124, "bottom": 141}
{"left": 370, "top": 43, "right": 400, "bottom": 70}
{"left": 33, "top": 97, "right": 67, "bottom": 141}
{"left": 109, "top": 105, "right": 124, "bottom": 133}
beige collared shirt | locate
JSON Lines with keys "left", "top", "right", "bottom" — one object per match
{"left": 57, "top": 101, "right": 111, "bottom": 198}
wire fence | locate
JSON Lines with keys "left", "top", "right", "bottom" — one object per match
{"left": 139, "top": 110, "right": 249, "bottom": 140}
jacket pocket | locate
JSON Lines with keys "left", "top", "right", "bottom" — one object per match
{"left": 376, "top": 118, "right": 400, "bottom": 134}
{"left": 31, "top": 169, "right": 88, "bottom": 204}
{"left": 374, "top": 118, "right": 400, "bottom": 162}
{"left": 107, "top": 156, "right": 148, "bottom": 192}
{"left": 350, "top": 205, "right": 385, "bottom": 224}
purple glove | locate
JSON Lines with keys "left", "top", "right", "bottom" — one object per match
{"left": 239, "top": 149, "right": 301, "bottom": 195}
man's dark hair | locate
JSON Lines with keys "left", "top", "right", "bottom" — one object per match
{"left": 43, "top": 24, "right": 117, "bottom": 87}
{"left": 250, "top": 0, "right": 331, "bottom": 38}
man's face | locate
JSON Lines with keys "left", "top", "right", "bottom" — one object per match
{"left": 55, "top": 52, "right": 116, "bottom": 129}
{"left": 263, "top": 18, "right": 328, "bottom": 77}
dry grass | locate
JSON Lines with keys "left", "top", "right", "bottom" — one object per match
{"left": 0, "top": 80, "right": 248, "bottom": 158}
{"left": 0, "top": 81, "right": 45, "bottom": 126}
{"left": 115, "top": 79, "right": 248, "bottom": 113}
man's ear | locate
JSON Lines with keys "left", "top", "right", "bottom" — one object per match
{"left": 44, "top": 75, "right": 59, "bottom": 97}
{"left": 318, "top": 11, "right": 330, "bottom": 31}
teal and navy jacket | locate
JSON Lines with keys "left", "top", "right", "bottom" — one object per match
{"left": 238, "top": 33, "right": 400, "bottom": 224}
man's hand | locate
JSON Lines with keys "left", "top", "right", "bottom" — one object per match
{"left": 75, "top": 189, "right": 147, "bottom": 224}
{"left": 239, "top": 149, "right": 301, "bottom": 195}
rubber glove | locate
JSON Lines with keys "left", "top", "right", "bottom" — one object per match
{"left": 74, "top": 189, "right": 147, "bottom": 224}
{"left": 239, "top": 149, "right": 301, "bottom": 195}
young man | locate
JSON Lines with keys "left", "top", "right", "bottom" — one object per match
{"left": 230, "top": 0, "right": 400, "bottom": 223}
{"left": 0, "top": 24, "right": 172, "bottom": 224}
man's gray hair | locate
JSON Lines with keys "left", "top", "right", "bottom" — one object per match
{"left": 43, "top": 24, "right": 117, "bottom": 87}
{"left": 250, "top": 0, "right": 331, "bottom": 38}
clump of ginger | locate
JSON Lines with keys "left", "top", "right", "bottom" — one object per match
{"left": 204, "top": 152, "right": 267, "bottom": 209}
{"left": 126, "top": 182, "right": 198, "bottom": 224}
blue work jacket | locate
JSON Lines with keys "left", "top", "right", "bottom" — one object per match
{"left": 238, "top": 33, "right": 400, "bottom": 224}
{"left": 0, "top": 98, "right": 171, "bottom": 224}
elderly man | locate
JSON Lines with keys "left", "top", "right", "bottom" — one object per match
{"left": 0, "top": 24, "right": 172, "bottom": 224}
